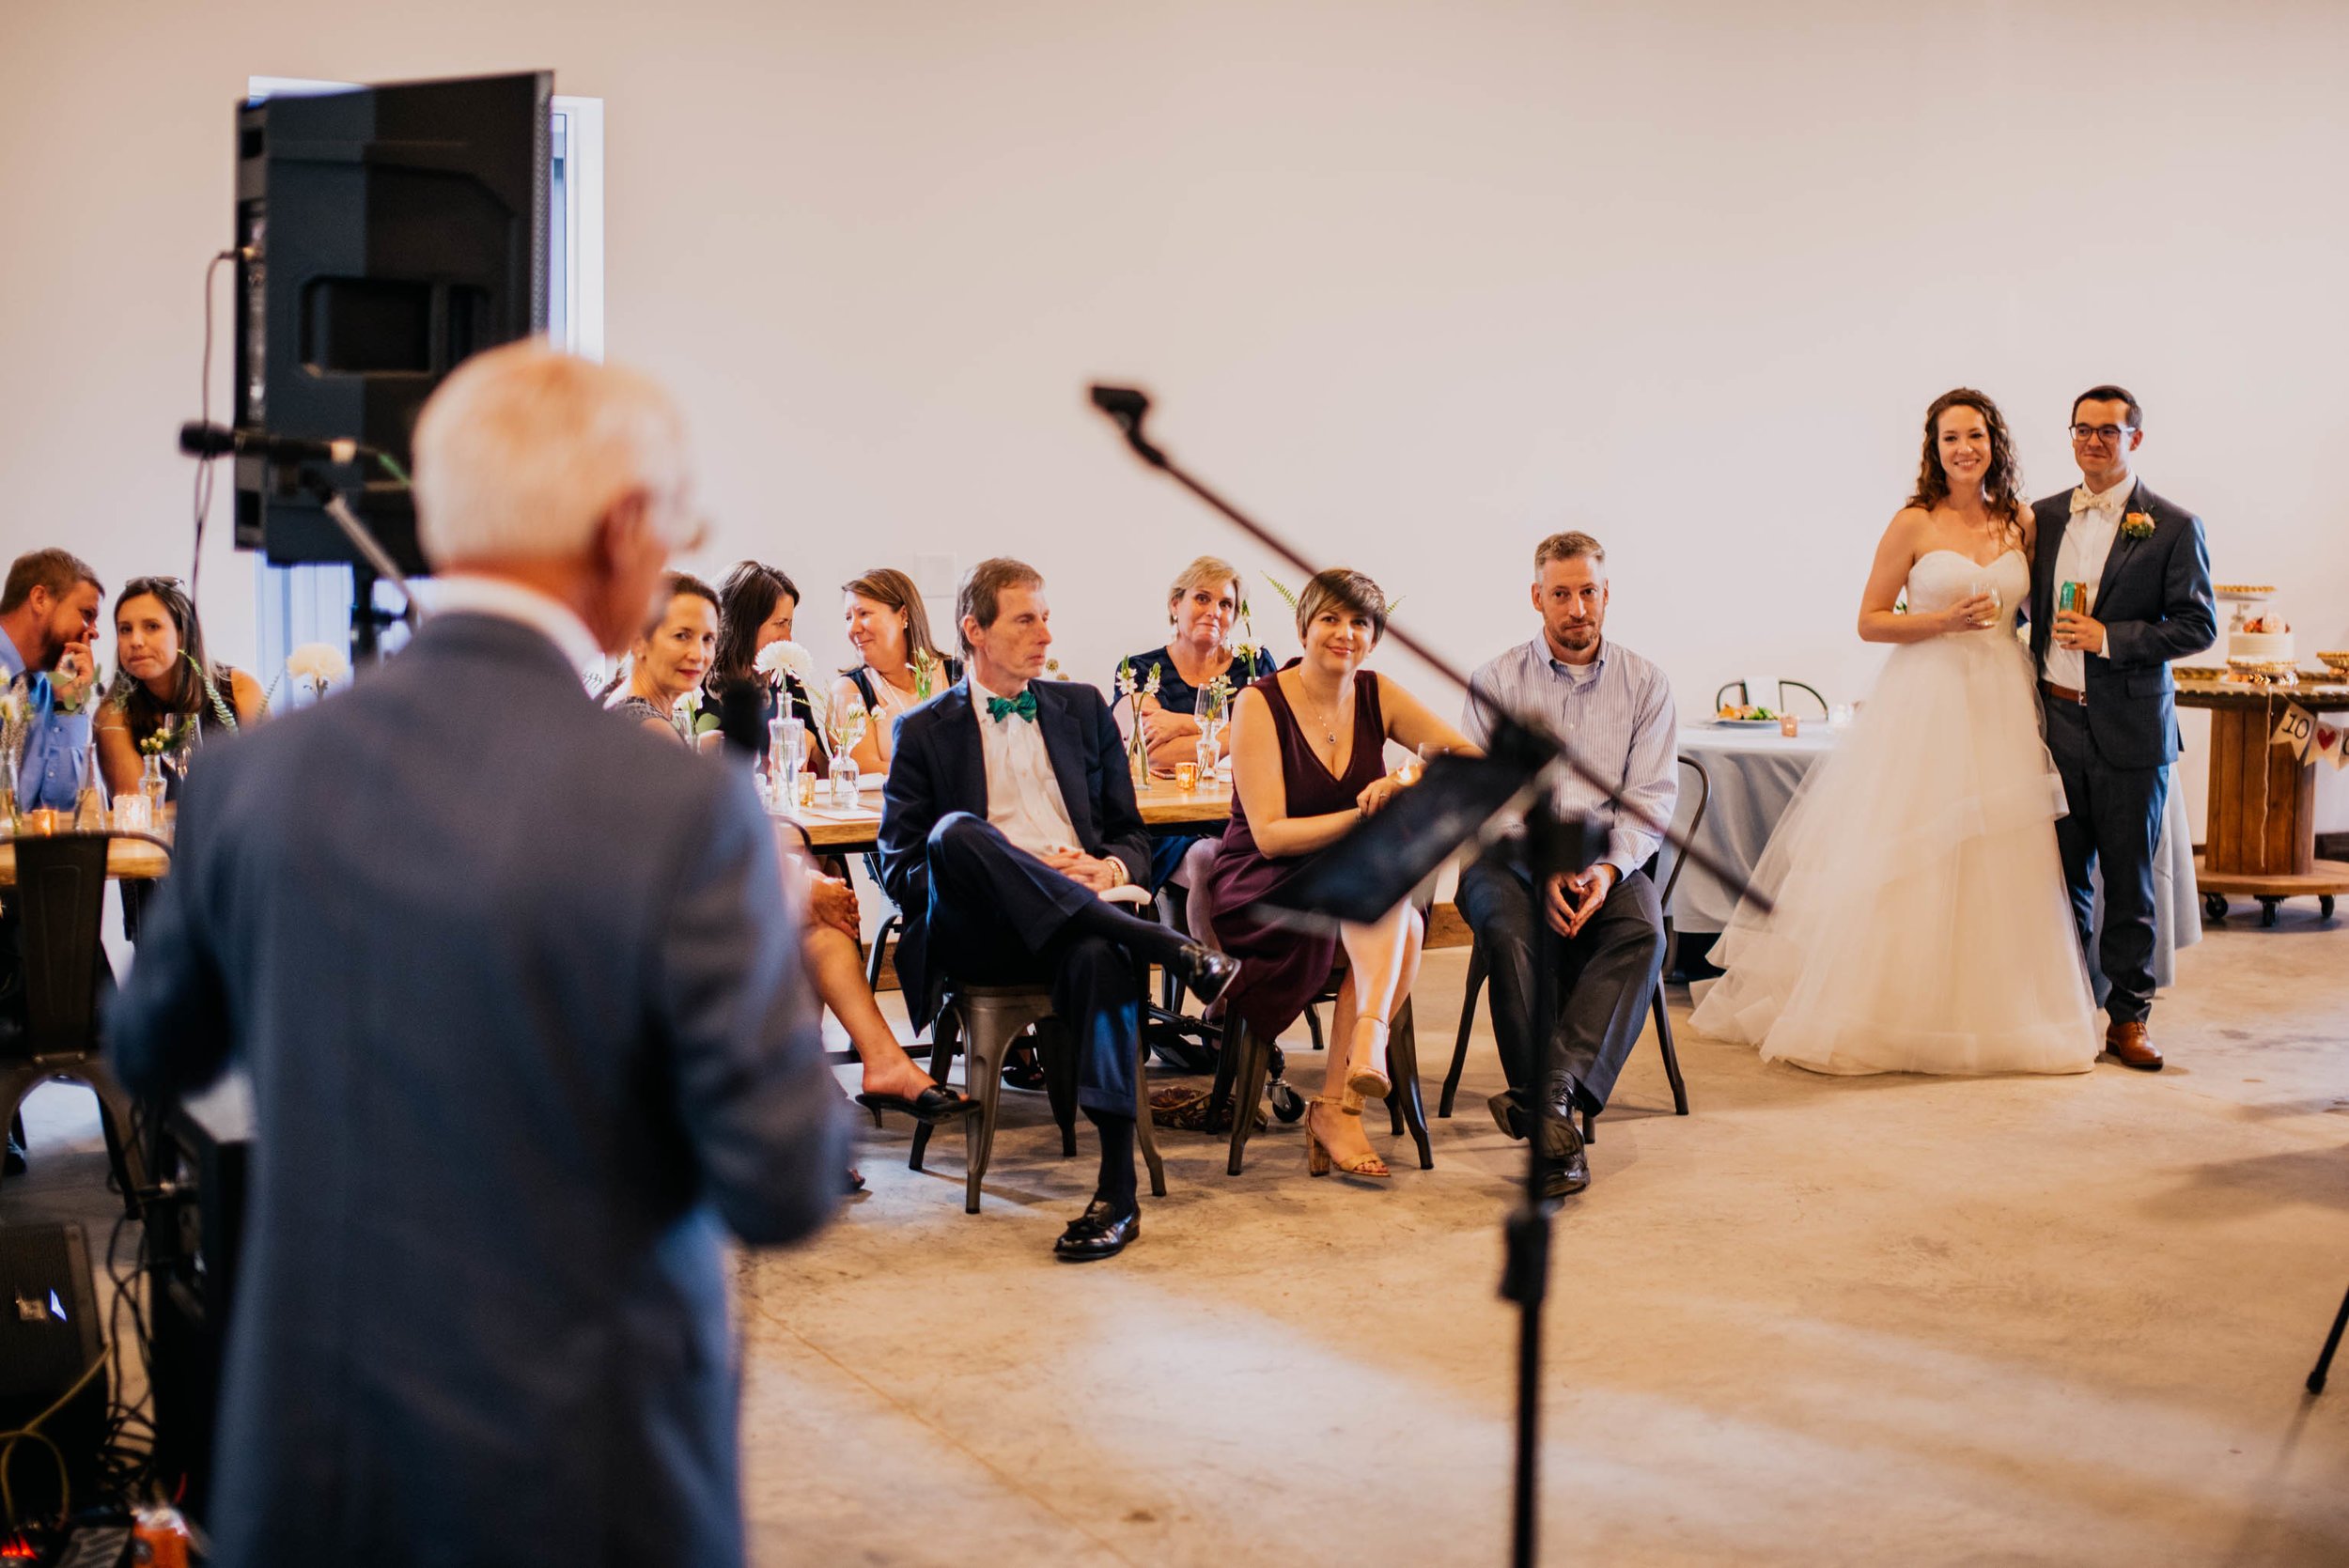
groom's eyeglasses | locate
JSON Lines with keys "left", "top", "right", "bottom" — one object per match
{"left": 2068, "top": 424, "right": 2131, "bottom": 444}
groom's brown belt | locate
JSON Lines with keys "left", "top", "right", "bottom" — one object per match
{"left": 2040, "top": 679, "right": 2088, "bottom": 706}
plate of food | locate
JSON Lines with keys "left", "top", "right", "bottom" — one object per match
{"left": 1713, "top": 704, "right": 1782, "bottom": 727}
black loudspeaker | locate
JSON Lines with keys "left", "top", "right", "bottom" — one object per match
{"left": 146, "top": 1082, "right": 252, "bottom": 1529}
{"left": 0, "top": 1222, "right": 108, "bottom": 1528}
{"left": 230, "top": 70, "right": 553, "bottom": 572}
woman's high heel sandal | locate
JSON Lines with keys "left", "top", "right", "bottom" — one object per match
{"left": 1345, "top": 1018, "right": 1392, "bottom": 1102}
{"left": 1305, "top": 1095, "right": 1391, "bottom": 1180}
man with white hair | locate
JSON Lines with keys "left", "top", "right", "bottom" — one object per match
{"left": 113, "top": 342, "right": 844, "bottom": 1566}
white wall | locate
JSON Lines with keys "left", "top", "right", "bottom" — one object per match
{"left": 7, "top": 0, "right": 2347, "bottom": 829}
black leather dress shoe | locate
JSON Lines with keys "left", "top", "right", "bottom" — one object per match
{"left": 1174, "top": 944, "right": 1240, "bottom": 1008}
{"left": 1543, "top": 1142, "right": 1591, "bottom": 1200}
{"left": 1053, "top": 1198, "right": 1140, "bottom": 1261}
{"left": 1490, "top": 1088, "right": 1590, "bottom": 1198}
{"left": 1533, "top": 1073, "right": 1583, "bottom": 1163}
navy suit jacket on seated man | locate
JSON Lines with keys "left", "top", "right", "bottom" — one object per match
{"left": 879, "top": 675, "right": 1150, "bottom": 1035}
{"left": 109, "top": 345, "right": 845, "bottom": 1568}
{"left": 876, "top": 556, "right": 1229, "bottom": 1260}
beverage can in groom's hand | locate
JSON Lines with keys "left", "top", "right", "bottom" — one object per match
{"left": 2059, "top": 581, "right": 2089, "bottom": 614}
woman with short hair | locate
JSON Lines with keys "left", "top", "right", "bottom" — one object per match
{"left": 1204, "top": 568, "right": 1473, "bottom": 1180}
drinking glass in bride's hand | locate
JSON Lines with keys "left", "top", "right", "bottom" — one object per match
{"left": 1968, "top": 579, "right": 2002, "bottom": 624}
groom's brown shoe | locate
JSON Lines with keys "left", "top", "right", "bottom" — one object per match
{"left": 2102, "top": 1021, "right": 2163, "bottom": 1071}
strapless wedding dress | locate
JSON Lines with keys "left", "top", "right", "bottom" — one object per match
{"left": 1690, "top": 549, "right": 2098, "bottom": 1076}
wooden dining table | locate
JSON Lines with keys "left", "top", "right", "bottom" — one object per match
{"left": 0, "top": 830, "right": 173, "bottom": 886}
{"left": 779, "top": 779, "right": 1236, "bottom": 855}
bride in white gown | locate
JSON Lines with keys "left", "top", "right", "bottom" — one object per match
{"left": 1691, "top": 388, "right": 2098, "bottom": 1075}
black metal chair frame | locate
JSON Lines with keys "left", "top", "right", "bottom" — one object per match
{"left": 1437, "top": 753, "right": 1710, "bottom": 1141}
{"left": 1713, "top": 679, "right": 1828, "bottom": 720}
{"left": 0, "top": 830, "right": 166, "bottom": 1215}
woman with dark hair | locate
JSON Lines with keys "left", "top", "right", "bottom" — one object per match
{"left": 95, "top": 576, "right": 268, "bottom": 942}
{"left": 606, "top": 572, "right": 718, "bottom": 740}
{"left": 832, "top": 567, "right": 959, "bottom": 776}
{"left": 1692, "top": 388, "right": 2097, "bottom": 1076}
{"left": 94, "top": 575, "right": 267, "bottom": 798}
{"left": 703, "top": 560, "right": 825, "bottom": 768}
{"left": 1202, "top": 567, "right": 1473, "bottom": 1180}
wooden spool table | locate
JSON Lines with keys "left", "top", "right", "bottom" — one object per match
{"left": 2174, "top": 673, "right": 2349, "bottom": 926}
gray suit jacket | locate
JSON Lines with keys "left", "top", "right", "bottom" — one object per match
{"left": 2028, "top": 480, "right": 2217, "bottom": 768}
{"left": 111, "top": 613, "right": 845, "bottom": 1568}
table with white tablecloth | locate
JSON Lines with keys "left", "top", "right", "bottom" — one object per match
{"left": 1667, "top": 722, "right": 2200, "bottom": 995}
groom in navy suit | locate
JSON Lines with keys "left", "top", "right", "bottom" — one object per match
{"left": 2030, "top": 385, "right": 2216, "bottom": 1070}
{"left": 879, "top": 557, "right": 1236, "bottom": 1259}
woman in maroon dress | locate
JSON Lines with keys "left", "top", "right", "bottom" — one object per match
{"left": 1204, "top": 569, "right": 1474, "bottom": 1179}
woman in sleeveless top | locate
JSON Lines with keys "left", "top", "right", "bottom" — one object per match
{"left": 1691, "top": 389, "right": 2098, "bottom": 1075}
{"left": 1205, "top": 569, "right": 1475, "bottom": 1179}
{"left": 832, "top": 567, "right": 960, "bottom": 774}
{"left": 94, "top": 576, "right": 268, "bottom": 942}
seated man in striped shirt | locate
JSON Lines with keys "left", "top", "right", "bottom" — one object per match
{"left": 1458, "top": 531, "right": 1677, "bottom": 1200}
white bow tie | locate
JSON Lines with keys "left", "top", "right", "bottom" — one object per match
{"left": 2070, "top": 488, "right": 2121, "bottom": 515}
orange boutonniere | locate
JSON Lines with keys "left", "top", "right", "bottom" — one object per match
{"left": 2122, "top": 511, "right": 2156, "bottom": 540}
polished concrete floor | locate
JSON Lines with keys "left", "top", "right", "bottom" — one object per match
{"left": 12, "top": 908, "right": 2348, "bottom": 1565}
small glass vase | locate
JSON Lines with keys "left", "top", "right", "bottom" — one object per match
{"left": 830, "top": 753, "right": 861, "bottom": 809}
{"left": 141, "top": 753, "right": 168, "bottom": 809}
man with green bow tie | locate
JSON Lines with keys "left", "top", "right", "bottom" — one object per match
{"left": 879, "top": 557, "right": 1239, "bottom": 1260}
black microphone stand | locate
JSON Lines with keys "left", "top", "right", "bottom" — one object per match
{"left": 295, "top": 471, "right": 420, "bottom": 668}
{"left": 1086, "top": 383, "right": 1766, "bottom": 1568}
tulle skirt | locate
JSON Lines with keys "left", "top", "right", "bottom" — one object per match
{"left": 1689, "top": 630, "right": 2098, "bottom": 1076}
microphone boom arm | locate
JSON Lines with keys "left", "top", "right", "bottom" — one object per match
{"left": 1087, "top": 383, "right": 1767, "bottom": 914}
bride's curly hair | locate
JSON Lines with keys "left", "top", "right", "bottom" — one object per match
{"left": 1909, "top": 388, "right": 2027, "bottom": 546}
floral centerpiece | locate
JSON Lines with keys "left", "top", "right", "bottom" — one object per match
{"left": 286, "top": 643, "right": 350, "bottom": 707}
{"left": 1116, "top": 656, "right": 1161, "bottom": 786}
{"left": 0, "top": 685, "right": 26, "bottom": 821}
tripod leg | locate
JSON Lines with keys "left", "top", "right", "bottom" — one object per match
{"left": 2309, "top": 1281, "right": 2349, "bottom": 1394}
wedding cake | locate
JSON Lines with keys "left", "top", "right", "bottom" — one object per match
{"left": 2230, "top": 612, "right": 2294, "bottom": 664}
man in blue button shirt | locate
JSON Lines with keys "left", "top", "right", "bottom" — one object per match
{"left": 2, "top": 547, "right": 103, "bottom": 1172}
{"left": 2, "top": 548, "right": 104, "bottom": 812}
{"left": 1459, "top": 531, "right": 1676, "bottom": 1199}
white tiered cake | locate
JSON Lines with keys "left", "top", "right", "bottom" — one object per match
{"left": 2230, "top": 613, "right": 2293, "bottom": 664}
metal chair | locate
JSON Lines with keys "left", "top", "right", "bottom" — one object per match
{"left": 907, "top": 886, "right": 1167, "bottom": 1214}
{"left": 1714, "top": 679, "right": 1828, "bottom": 719}
{"left": 0, "top": 831, "right": 163, "bottom": 1214}
{"left": 1439, "top": 753, "right": 1709, "bottom": 1141}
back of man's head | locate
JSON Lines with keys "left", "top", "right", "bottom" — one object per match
{"left": 412, "top": 341, "right": 692, "bottom": 570}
